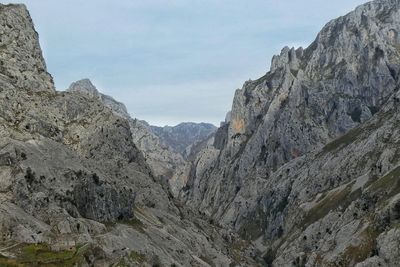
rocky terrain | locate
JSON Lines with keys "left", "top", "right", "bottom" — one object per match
{"left": 150, "top": 122, "right": 217, "bottom": 158}
{"left": 2, "top": 0, "right": 400, "bottom": 266}
{"left": 0, "top": 4, "right": 254, "bottom": 267}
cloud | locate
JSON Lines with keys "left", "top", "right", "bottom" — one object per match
{"left": 8, "top": 0, "right": 369, "bottom": 126}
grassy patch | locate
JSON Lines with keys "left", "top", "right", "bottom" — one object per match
{"left": 322, "top": 111, "right": 389, "bottom": 154}
{"left": 367, "top": 166, "right": 400, "bottom": 194}
{"left": 238, "top": 206, "right": 266, "bottom": 240}
{"left": 115, "top": 251, "right": 146, "bottom": 267}
{"left": 302, "top": 184, "right": 361, "bottom": 227}
{"left": 199, "top": 254, "right": 216, "bottom": 267}
{"left": 322, "top": 127, "right": 363, "bottom": 153}
{"left": 20, "top": 243, "right": 75, "bottom": 264}
{"left": 366, "top": 166, "right": 400, "bottom": 206}
{"left": 0, "top": 255, "right": 23, "bottom": 267}
{"left": 128, "top": 250, "right": 146, "bottom": 263}
{"left": 0, "top": 243, "right": 90, "bottom": 267}
{"left": 119, "top": 218, "right": 147, "bottom": 234}
{"left": 228, "top": 239, "right": 250, "bottom": 265}
{"left": 340, "top": 226, "right": 378, "bottom": 266}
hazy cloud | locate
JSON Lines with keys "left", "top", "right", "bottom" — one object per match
{"left": 8, "top": 0, "right": 368, "bottom": 126}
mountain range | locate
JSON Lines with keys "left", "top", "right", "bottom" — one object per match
{"left": 1, "top": 0, "right": 400, "bottom": 266}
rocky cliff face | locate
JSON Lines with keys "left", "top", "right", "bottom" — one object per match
{"left": 182, "top": 0, "right": 400, "bottom": 265}
{"left": 151, "top": 122, "right": 217, "bottom": 158}
{"left": 0, "top": 6, "right": 253, "bottom": 267}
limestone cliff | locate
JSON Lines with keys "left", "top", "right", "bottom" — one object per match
{"left": 182, "top": 0, "right": 400, "bottom": 265}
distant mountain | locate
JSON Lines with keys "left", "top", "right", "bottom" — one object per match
{"left": 150, "top": 122, "right": 217, "bottom": 157}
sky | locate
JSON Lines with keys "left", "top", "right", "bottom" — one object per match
{"left": 8, "top": 0, "right": 369, "bottom": 126}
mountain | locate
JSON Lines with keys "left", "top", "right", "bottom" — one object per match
{"left": 150, "top": 122, "right": 217, "bottom": 158}
{"left": 180, "top": 0, "right": 400, "bottom": 265}
{"left": 2, "top": 0, "right": 400, "bottom": 266}
{"left": 0, "top": 5, "right": 254, "bottom": 266}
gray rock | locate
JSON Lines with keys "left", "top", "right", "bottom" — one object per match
{"left": 3, "top": 0, "right": 400, "bottom": 266}
{"left": 182, "top": 0, "right": 400, "bottom": 265}
{"left": 0, "top": 4, "right": 54, "bottom": 92}
{"left": 0, "top": 6, "right": 254, "bottom": 266}
{"left": 66, "top": 79, "right": 187, "bottom": 193}
{"left": 150, "top": 122, "right": 217, "bottom": 158}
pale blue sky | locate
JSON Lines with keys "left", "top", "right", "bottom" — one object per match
{"left": 8, "top": 0, "right": 368, "bottom": 126}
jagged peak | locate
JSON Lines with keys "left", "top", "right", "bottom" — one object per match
{"left": 269, "top": 0, "right": 400, "bottom": 75}
{"left": 270, "top": 46, "right": 300, "bottom": 72}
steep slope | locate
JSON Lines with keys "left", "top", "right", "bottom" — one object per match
{"left": 151, "top": 122, "right": 217, "bottom": 158}
{"left": 0, "top": 6, "right": 254, "bottom": 267}
{"left": 181, "top": 0, "right": 400, "bottom": 265}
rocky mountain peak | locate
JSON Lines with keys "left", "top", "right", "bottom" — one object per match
{"left": 67, "top": 78, "right": 99, "bottom": 97}
{"left": 67, "top": 78, "right": 131, "bottom": 119}
{"left": 0, "top": 4, "right": 54, "bottom": 92}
